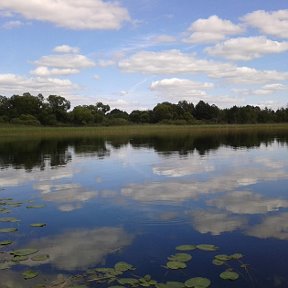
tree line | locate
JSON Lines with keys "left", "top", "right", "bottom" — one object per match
{"left": 0, "top": 92, "right": 288, "bottom": 126}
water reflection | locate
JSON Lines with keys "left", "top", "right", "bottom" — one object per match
{"left": 27, "top": 227, "right": 133, "bottom": 271}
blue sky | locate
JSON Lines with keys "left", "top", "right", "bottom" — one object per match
{"left": 0, "top": 0, "right": 288, "bottom": 111}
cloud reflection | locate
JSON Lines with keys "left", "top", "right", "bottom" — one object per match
{"left": 207, "top": 191, "right": 288, "bottom": 214}
{"left": 28, "top": 227, "right": 133, "bottom": 270}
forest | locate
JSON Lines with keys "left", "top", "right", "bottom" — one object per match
{"left": 0, "top": 92, "right": 288, "bottom": 126}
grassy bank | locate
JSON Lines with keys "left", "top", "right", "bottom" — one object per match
{"left": 1, "top": 123, "right": 288, "bottom": 140}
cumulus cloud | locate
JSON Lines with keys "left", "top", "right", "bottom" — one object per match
{"left": 31, "top": 66, "right": 79, "bottom": 76}
{"left": 189, "top": 210, "right": 246, "bottom": 235}
{"left": 0, "top": 0, "right": 130, "bottom": 30}
{"left": 151, "top": 34, "right": 177, "bottom": 44}
{"left": 119, "top": 50, "right": 288, "bottom": 84}
{"left": 27, "top": 227, "right": 133, "bottom": 270}
{"left": 247, "top": 212, "right": 288, "bottom": 240}
{"left": 184, "top": 15, "right": 243, "bottom": 43}
{"left": 53, "top": 45, "right": 80, "bottom": 54}
{"left": 242, "top": 9, "right": 288, "bottom": 39}
{"left": 34, "top": 54, "right": 95, "bottom": 69}
{"left": 206, "top": 36, "right": 288, "bottom": 61}
{"left": 207, "top": 191, "right": 288, "bottom": 214}
{"left": 0, "top": 73, "right": 78, "bottom": 95}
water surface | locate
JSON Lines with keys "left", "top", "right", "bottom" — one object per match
{"left": 0, "top": 130, "right": 288, "bottom": 287}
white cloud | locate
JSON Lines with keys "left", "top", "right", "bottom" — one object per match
{"left": 2, "top": 20, "right": 23, "bottom": 29}
{"left": 184, "top": 15, "right": 243, "bottom": 44}
{"left": 206, "top": 36, "right": 288, "bottom": 61}
{"left": 31, "top": 66, "right": 79, "bottom": 76}
{"left": 119, "top": 50, "right": 288, "bottom": 84}
{"left": 0, "top": 73, "right": 78, "bottom": 95}
{"left": 151, "top": 34, "right": 177, "bottom": 43}
{"left": 207, "top": 191, "right": 288, "bottom": 214}
{"left": 35, "top": 54, "right": 95, "bottom": 69}
{"left": 0, "top": 0, "right": 130, "bottom": 30}
{"left": 190, "top": 210, "right": 246, "bottom": 235}
{"left": 242, "top": 9, "right": 288, "bottom": 39}
{"left": 53, "top": 45, "right": 80, "bottom": 54}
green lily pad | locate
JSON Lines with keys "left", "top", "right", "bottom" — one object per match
{"left": 12, "top": 255, "right": 29, "bottom": 262}
{"left": 163, "top": 282, "right": 185, "bottom": 288}
{"left": 176, "top": 245, "right": 196, "bottom": 251}
{"left": 115, "top": 261, "right": 134, "bottom": 272}
{"left": 219, "top": 271, "right": 239, "bottom": 281}
{"left": 0, "top": 209, "right": 10, "bottom": 214}
{"left": 31, "top": 254, "right": 50, "bottom": 261}
{"left": 168, "top": 253, "right": 192, "bottom": 262}
{"left": 184, "top": 277, "right": 211, "bottom": 288}
{"left": 196, "top": 244, "right": 218, "bottom": 251}
{"left": 26, "top": 205, "right": 45, "bottom": 209}
{"left": 0, "top": 262, "right": 12, "bottom": 270}
{"left": 118, "top": 278, "right": 139, "bottom": 286}
{"left": 22, "top": 270, "right": 38, "bottom": 280}
{"left": 0, "top": 240, "right": 13, "bottom": 246}
{"left": 215, "top": 254, "right": 231, "bottom": 261}
{"left": 212, "top": 259, "right": 224, "bottom": 266}
{"left": 0, "top": 228, "right": 17, "bottom": 233}
{"left": 0, "top": 217, "right": 19, "bottom": 222}
{"left": 230, "top": 253, "right": 243, "bottom": 260}
{"left": 166, "top": 261, "right": 187, "bottom": 270}
{"left": 30, "top": 223, "right": 46, "bottom": 227}
{"left": 11, "top": 248, "right": 39, "bottom": 256}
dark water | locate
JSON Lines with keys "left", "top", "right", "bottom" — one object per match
{"left": 0, "top": 130, "right": 288, "bottom": 287}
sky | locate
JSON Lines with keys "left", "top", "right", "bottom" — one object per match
{"left": 0, "top": 0, "right": 288, "bottom": 112}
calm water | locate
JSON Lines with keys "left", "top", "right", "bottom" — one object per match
{"left": 0, "top": 130, "right": 288, "bottom": 287}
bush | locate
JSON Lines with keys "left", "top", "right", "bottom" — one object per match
{"left": 10, "top": 114, "right": 41, "bottom": 126}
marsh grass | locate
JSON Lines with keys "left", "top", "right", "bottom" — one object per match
{"left": 0, "top": 123, "right": 288, "bottom": 140}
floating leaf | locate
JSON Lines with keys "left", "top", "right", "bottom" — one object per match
{"left": 168, "top": 253, "right": 192, "bottom": 262}
{"left": 115, "top": 261, "right": 134, "bottom": 272}
{"left": 212, "top": 259, "right": 224, "bottom": 266}
{"left": 196, "top": 244, "right": 218, "bottom": 251}
{"left": 0, "top": 240, "right": 13, "bottom": 246}
{"left": 176, "top": 245, "right": 196, "bottom": 251}
{"left": 30, "top": 223, "right": 46, "bottom": 228}
{"left": 0, "top": 217, "right": 19, "bottom": 222}
{"left": 214, "top": 254, "right": 231, "bottom": 261}
{"left": 26, "top": 205, "right": 45, "bottom": 209}
{"left": 12, "top": 255, "right": 29, "bottom": 262}
{"left": 31, "top": 254, "right": 50, "bottom": 261}
{"left": 0, "top": 228, "right": 17, "bottom": 233}
{"left": 11, "top": 248, "right": 39, "bottom": 256}
{"left": 166, "top": 282, "right": 185, "bottom": 288}
{"left": 22, "top": 270, "right": 38, "bottom": 280}
{"left": 0, "top": 209, "right": 10, "bottom": 214}
{"left": 219, "top": 271, "right": 239, "bottom": 281}
{"left": 230, "top": 253, "right": 243, "bottom": 260}
{"left": 184, "top": 277, "right": 211, "bottom": 288}
{"left": 118, "top": 278, "right": 139, "bottom": 286}
{"left": 166, "top": 261, "right": 187, "bottom": 270}
{"left": 0, "top": 262, "right": 12, "bottom": 270}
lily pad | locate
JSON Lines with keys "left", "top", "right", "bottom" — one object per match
{"left": 31, "top": 254, "right": 50, "bottom": 261}
{"left": 115, "top": 261, "right": 134, "bottom": 272}
{"left": 166, "top": 261, "right": 187, "bottom": 270}
{"left": 168, "top": 253, "right": 192, "bottom": 262}
{"left": 22, "top": 270, "right": 38, "bottom": 280}
{"left": 11, "top": 248, "right": 39, "bottom": 256}
{"left": 0, "top": 209, "right": 10, "bottom": 214}
{"left": 0, "top": 217, "right": 19, "bottom": 222}
{"left": 219, "top": 271, "right": 239, "bottom": 281}
{"left": 230, "top": 253, "right": 243, "bottom": 260}
{"left": 12, "top": 255, "right": 29, "bottom": 262}
{"left": 176, "top": 245, "right": 196, "bottom": 251}
{"left": 0, "top": 228, "right": 17, "bottom": 233}
{"left": 184, "top": 277, "right": 211, "bottom": 288}
{"left": 26, "top": 205, "right": 45, "bottom": 209}
{"left": 212, "top": 259, "right": 224, "bottom": 266}
{"left": 118, "top": 278, "right": 139, "bottom": 286}
{"left": 0, "top": 262, "right": 12, "bottom": 270}
{"left": 215, "top": 254, "right": 231, "bottom": 261}
{"left": 0, "top": 240, "right": 13, "bottom": 246}
{"left": 30, "top": 223, "right": 46, "bottom": 228}
{"left": 196, "top": 244, "right": 218, "bottom": 251}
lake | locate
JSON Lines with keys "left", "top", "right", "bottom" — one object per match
{"left": 0, "top": 128, "right": 288, "bottom": 288}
